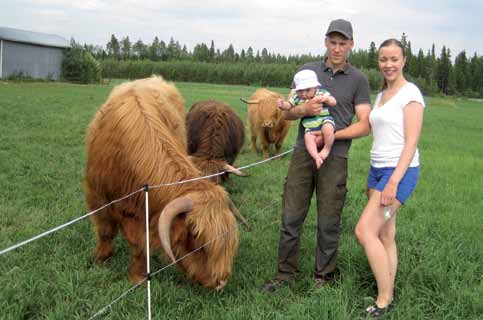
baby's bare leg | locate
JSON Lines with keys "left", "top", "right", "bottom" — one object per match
{"left": 318, "top": 124, "right": 335, "bottom": 161}
{"left": 305, "top": 132, "right": 323, "bottom": 169}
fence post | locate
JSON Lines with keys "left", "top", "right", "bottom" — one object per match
{"left": 144, "top": 184, "right": 152, "bottom": 320}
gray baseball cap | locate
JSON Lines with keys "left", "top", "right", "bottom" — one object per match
{"left": 325, "top": 19, "right": 353, "bottom": 39}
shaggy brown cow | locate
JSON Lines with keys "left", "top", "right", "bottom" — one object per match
{"left": 83, "top": 76, "right": 240, "bottom": 289}
{"left": 186, "top": 100, "right": 247, "bottom": 184}
{"left": 242, "top": 89, "right": 291, "bottom": 159}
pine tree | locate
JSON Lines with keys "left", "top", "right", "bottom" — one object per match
{"left": 368, "top": 41, "right": 378, "bottom": 69}
{"left": 406, "top": 41, "right": 415, "bottom": 76}
{"left": 167, "top": 37, "right": 180, "bottom": 60}
{"left": 132, "top": 39, "right": 147, "bottom": 59}
{"left": 400, "top": 33, "right": 412, "bottom": 74}
{"left": 106, "top": 34, "right": 120, "bottom": 59}
{"left": 120, "top": 36, "right": 132, "bottom": 60}
{"left": 428, "top": 44, "right": 438, "bottom": 92}
{"left": 193, "top": 43, "right": 210, "bottom": 62}
{"left": 150, "top": 36, "right": 161, "bottom": 61}
{"left": 400, "top": 33, "right": 408, "bottom": 51}
{"left": 348, "top": 48, "right": 368, "bottom": 69}
{"left": 240, "top": 49, "right": 246, "bottom": 61}
{"left": 447, "top": 48, "right": 457, "bottom": 95}
{"left": 247, "top": 47, "right": 254, "bottom": 62}
{"left": 437, "top": 46, "right": 454, "bottom": 94}
{"left": 477, "top": 55, "right": 483, "bottom": 97}
{"left": 261, "top": 48, "right": 269, "bottom": 63}
{"left": 222, "top": 44, "right": 235, "bottom": 63}
{"left": 454, "top": 50, "right": 468, "bottom": 94}
{"left": 181, "top": 45, "right": 189, "bottom": 60}
{"left": 159, "top": 41, "right": 167, "bottom": 61}
{"left": 415, "top": 49, "right": 425, "bottom": 78}
{"left": 209, "top": 40, "right": 216, "bottom": 62}
{"left": 468, "top": 53, "right": 482, "bottom": 95}
{"left": 436, "top": 46, "right": 450, "bottom": 94}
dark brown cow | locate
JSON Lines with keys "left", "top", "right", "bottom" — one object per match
{"left": 186, "top": 100, "right": 247, "bottom": 184}
{"left": 83, "top": 77, "right": 240, "bottom": 289}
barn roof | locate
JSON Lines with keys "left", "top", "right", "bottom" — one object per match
{"left": 0, "top": 27, "right": 70, "bottom": 49}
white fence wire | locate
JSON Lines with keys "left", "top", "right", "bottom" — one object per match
{"left": 0, "top": 149, "right": 293, "bottom": 256}
{"left": 1, "top": 148, "right": 293, "bottom": 319}
{"left": 89, "top": 199, "right": 282, "bottom": 320}
{"left": 0, "top": 188, "right": 144, "bottom": 255}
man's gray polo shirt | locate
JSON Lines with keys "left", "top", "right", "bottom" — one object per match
{"left": 292, "top": 61, "right": 371, "bottom": 158}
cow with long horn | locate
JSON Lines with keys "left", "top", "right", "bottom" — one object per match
{"left": 186, "top": 100, "right": 247, "bottom": 184}
{"left": 83, "top": 76, "right": 240, "bottom": 289}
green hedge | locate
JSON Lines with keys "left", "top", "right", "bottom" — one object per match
{"left": 100, "top": 60, "right": 298, "bottom": 87}
{"left": 100, "top": 60, "right": 443, "bottom": 96}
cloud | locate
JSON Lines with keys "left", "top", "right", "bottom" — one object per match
{"left": 30, "top": 0, "right": 107, "bottom": 11}
{"left": 2, "top": 0, "right": 482, "bottom": 57}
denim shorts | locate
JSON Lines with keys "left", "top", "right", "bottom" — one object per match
{"left": 367, "top": 166, "right": 419, "bottom": 204}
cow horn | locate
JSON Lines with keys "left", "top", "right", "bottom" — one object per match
{"left": 158, "top": 196, "right": 193, "bottom": 263}
{"left": 228, "top": 199, "right": 250, "bottom": 230}
{"left": 223, "top": 164, "right": 249, "bottom": 177}
{"left": 240, "top": 97, "right": 259, "bottom": 104}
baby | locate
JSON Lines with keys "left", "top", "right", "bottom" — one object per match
{"left": 277, "top": 69, "right": 337, "bottom": 168}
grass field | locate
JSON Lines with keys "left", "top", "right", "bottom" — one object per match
{"left": 0, "top": 80, "right": 482, "bottom": 319}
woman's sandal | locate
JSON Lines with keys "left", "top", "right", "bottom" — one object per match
{"left": 366, "top": 301, "right": 395, "bottom": 318}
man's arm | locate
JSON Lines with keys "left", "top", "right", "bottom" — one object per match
{"left": 334, "top": 103, "right": 371, "bottom": 140}
{"left": 282, "top": 89, "right": 324, "bottom": 120}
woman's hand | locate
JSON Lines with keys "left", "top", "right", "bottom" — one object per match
{"left": 381, "top": 179, "right": 398, "bottom": 206}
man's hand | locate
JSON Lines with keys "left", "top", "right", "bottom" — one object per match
{"left": 312, "top": 94, "right": 328, "bottom": 104}
{"left": 304, "top": 98, "right": 323, "bottom": 116}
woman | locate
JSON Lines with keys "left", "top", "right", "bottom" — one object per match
{"left": 355, "top": 39, "right": 425, "bottom": 317}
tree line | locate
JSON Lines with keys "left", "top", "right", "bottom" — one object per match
{"left": 75, "top": 33, "right": 483, "bottom": 97}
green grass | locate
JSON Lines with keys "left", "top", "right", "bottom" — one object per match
{"left": 0, "top": 81, "right": 482, "bottom": 319}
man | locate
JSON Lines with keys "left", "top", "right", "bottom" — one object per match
{"left": 262, "top": 19, "right": 371, "bottom": 291}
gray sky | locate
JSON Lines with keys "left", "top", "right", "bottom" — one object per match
{"left": 2, "top": 0, "right": 482, "bottom": 58}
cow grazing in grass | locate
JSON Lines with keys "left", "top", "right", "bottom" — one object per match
{"left": 242, "top": 89, "right": 291, "bottom": 159}
{"left": 83, "top": 76, "right": 241, "bottom": 289}
{"left": 186, "top": 100, "right": 247, "bottom": 184}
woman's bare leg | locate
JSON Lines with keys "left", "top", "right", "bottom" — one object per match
{"left": 355, "top": 190, "right": 401, "bottom": 307}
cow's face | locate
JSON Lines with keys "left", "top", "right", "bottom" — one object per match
{"left": 257, "top": 98, "right": 280, "bottom": 128}
{"left": 178, "top": 197, "right": 239, "bottom": 289}
{"left": 159, "top": 189, "right": 239, "bottom": 289}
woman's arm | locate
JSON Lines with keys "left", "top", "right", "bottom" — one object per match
{"left": 381, "top": 101, "right": 424, "bottom": 205}
{"left": 334, "top": 103, "right": 371, "bottom": 140}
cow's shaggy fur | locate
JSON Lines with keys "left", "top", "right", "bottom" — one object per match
{"left": 83, "top": 77, "right": 239, "bottom": 289}
{"left": 245, "top": 89, "right": 291, "bottom": 159}
{"left": 186, "top": 100, "right": 245, "bottom": 183}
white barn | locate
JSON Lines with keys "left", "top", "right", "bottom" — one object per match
{"left": 0, "top": 27, "right": 70, "bottom": 80}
